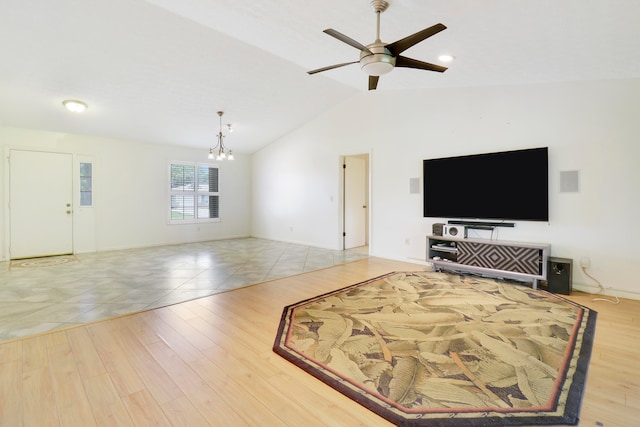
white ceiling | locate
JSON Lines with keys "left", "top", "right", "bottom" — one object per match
{"left": 1, "top": 0, "right": 639, "bottom": 154}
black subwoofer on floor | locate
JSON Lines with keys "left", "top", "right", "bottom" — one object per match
{"left": 547, "top": 257, "right": 573, "bottom": 295}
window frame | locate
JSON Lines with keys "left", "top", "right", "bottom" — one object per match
{"left": 168, "top": 161, "right": 220, "bottom": 224}
{"left": 79, "top": 161, "right": 93, "bottom": 207}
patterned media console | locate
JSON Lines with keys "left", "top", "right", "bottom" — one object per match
{"left": 427, "top": 235, "right": 550, "bottom": 289}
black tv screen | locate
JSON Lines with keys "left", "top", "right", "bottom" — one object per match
{"left": 423, "top": 147, "right": 549, "bottom": 222}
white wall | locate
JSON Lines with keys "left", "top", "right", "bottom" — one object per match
{"left": 251, "top": 131, "right": 345, "bottom": 249}
{"left": 1, "top": 127, "right": 251, "bottom": 259}
{"left": 252, "top": 78, "right": 640, "bottom": 298}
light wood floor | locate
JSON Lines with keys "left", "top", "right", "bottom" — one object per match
{"left": 0, "top": 257, "right": 638, "bottom": 426}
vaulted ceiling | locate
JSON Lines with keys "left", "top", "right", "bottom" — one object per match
{"left": 1, "top": 0, "right": 638, "bottom": 154}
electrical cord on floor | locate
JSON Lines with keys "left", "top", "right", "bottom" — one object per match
{"left": 582, "top": 265, "right": 620, "bottom": 304}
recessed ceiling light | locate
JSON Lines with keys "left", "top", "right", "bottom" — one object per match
{"left": 62, "top": 100, "right": 88, "bottom": 113}
{"left": 438, "top": 54, "right": 455, "bottom": 63}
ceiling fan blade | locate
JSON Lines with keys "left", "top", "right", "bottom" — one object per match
{"left": 307, "top": 61, "right": 359, "bottom": 75}
{"left": 396, "top": 56, "right": 447, "bottom": 73}
{"left": 368, "top": 75, "right": 379, "bottom": 91}
{"left": 323, "top": 29, "right": 373, "bottom": 54}
{"left": 386, "top": 23, "right": 446, "bottom": 56}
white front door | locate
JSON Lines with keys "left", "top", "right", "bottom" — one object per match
{"left": 344, "top": 156, "right": 367, "bottom": 249}
{"left": 9, "top": 150, "right": 74, "bottom": 259}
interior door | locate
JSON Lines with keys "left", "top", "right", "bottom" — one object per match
{"left": 344, "top": 156, "right": 367, "bottom": 249}
{"left": 9, "top": 150, "right": 73, "bottom": 259}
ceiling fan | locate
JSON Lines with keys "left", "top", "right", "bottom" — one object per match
{"left": 308, "top": 0, "right": 447, "bottom": 90}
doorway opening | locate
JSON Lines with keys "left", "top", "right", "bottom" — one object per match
{"left": 342, "top": 154, "right": 369, "bottom": 251}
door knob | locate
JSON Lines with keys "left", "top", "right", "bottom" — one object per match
{"left": 66, "top": 210, "right": 72, "bottom": 214}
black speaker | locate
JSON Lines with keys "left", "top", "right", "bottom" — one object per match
{"left": 546, "top": 257, "right": 573, "bottom": 295}
{"left": 432, "top": 223, "right": 445, "bottom": 236}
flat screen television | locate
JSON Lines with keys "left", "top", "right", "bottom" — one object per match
{"left": 423, "top": 147, "right": 549, "bottom": 222}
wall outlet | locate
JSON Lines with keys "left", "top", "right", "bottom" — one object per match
{"left": 405, "top": 238, "right": 411, "bottom": 245}
{"left": 580, "top": 257, "right": 591, "bottom": 268}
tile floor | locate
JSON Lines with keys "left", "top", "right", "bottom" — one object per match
{"left": 0, "top": 238, "right": 369, "bottom": 342}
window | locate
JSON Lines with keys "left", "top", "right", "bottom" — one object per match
{"left": 169, "top": 162, "right": 219, "bottom": 223}
{"left": 80, "top": 162, "right": 93, "bottom": 206}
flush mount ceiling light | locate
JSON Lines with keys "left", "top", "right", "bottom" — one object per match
{"left": 208, "top": 111, "right": 234, "bottom": 161}
{"left": 62, "top": 100, "right": 88, "bottom": 113}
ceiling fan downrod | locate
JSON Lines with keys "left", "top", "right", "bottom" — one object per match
{"left": 370, "top": 0, "right": 388, "bottom": 42}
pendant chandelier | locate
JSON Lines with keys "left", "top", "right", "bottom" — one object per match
{"left": 208, "top": 111, "right": 234, "bottom": 161}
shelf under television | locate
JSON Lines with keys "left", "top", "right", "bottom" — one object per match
{"left": 426, "top": 235, "right": 550, "bottom": 289}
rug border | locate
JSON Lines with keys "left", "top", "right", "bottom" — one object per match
{"left": 273, "top": 271, "right": 597, "bottom": 427}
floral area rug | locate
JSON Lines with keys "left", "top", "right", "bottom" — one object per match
{"left": 273, "top": 271, "right": 597, "bottom": 426}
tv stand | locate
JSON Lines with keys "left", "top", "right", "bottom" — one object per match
{"left": 427, "top": 235, "right": 549, "bottom": 289}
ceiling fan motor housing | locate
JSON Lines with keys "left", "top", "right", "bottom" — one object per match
{"left": 360, "top": 44, "right": 395, "bottom": 75}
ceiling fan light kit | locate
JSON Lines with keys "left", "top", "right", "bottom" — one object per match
{"left": 308, "top": 0, "right": 447, "bottom": 90}
{"left": 360, "top": 45, "right": 395, "bottom": 76}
